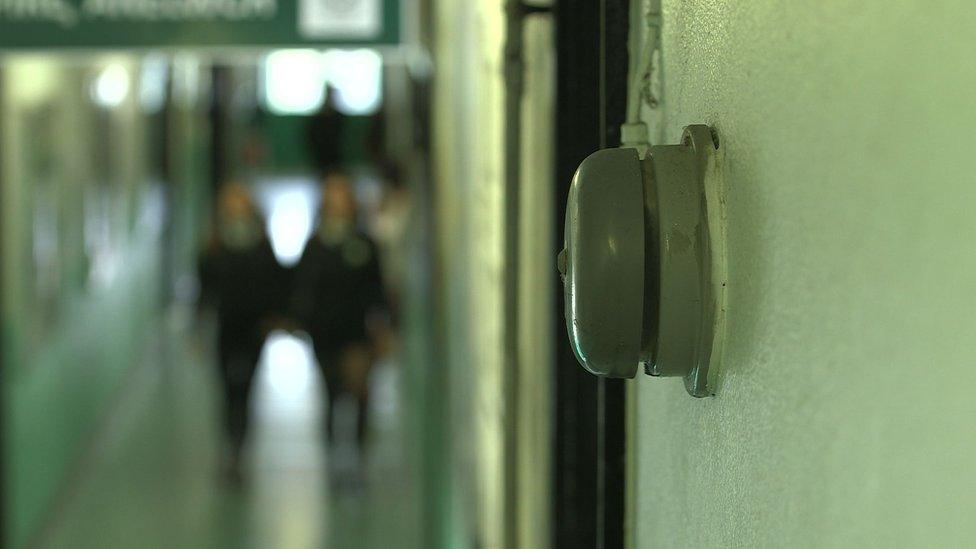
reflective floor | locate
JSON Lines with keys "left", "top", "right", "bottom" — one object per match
{"left": 38, "top": 313, "right": 419, "bottom": 548}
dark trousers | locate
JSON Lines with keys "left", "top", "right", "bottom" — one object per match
{"left": 218, "top": 334, "right": 262, "bottom": 455}
{"left": 317, "top": 349, "right": 370, "bottom": 449}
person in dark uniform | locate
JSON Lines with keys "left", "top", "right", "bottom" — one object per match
{"left": 293, "top": 172, "right": 386, "bottom": 455}
{"left": 306, "top": 85, "right": 347, "bottom": 178}
{"left": 198, "top": 183, "right": 285, "bottom": 481}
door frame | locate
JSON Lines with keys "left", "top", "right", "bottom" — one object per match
{"left": 552, "top": 0, "right": 630, "bottom": 547}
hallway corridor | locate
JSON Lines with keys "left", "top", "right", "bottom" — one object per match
{"left": 37, "top": 312, "right": 419, "bottom": 548}
{"left": 6, "top": 1, "right": 976, "bottom": 547}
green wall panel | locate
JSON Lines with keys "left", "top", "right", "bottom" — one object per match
{"left": 5, "top": 236, "right": 160, "bottom": 548}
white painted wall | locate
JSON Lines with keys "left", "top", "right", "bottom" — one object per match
{"left": 632, "top": 2, "right": 976, "bottom": 547}
{"left": 429, "top": 2, "right": 554, "bottom": 547}
{"left": 517, "top": 15, "right": 555, "bottom": 549}
{"left": 431, "top": 0, "right": 508, "bottom": 546}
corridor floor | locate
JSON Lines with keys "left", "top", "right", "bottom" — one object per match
{"left": 37, "top": 314, "right": 420, "bottom": 549}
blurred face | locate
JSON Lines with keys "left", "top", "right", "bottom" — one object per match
{"left": 322, "top": 174, "right": 356, "bottom": 220}
{"left": 218, "top": 184, "right": 255, "bottom": 223}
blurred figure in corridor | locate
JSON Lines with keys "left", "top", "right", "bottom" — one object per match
{"left": 293, "top": 172, "right": 387, "bottom": 473}
{"left": 307, "top": 85, "right": 348, "bottom": 177}
{"left": 369, "top": 160, "right": 412, "bottom": 362}
{"left": 198, "top": 183, "right": 285, "bottom": 483}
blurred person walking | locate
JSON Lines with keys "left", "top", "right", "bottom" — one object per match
{"left": 293, "top": 172, "right": 387, "bottom": 470}
{"left": 371, "top": 160, "right": 412, "bottom": 317}
{"left": 307, "top": 84, "right": 348, "bottom": 178}
{"left": 198, "top": 183, "right": 285, "bottom": 483}
{"left": 369, "top": 160, "right": 412, "bottom": 362}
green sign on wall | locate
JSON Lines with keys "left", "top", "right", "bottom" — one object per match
{"left": 0, "top": 0, "right": 400, "bottom": 49}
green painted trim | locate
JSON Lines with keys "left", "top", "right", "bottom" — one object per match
{"left": 0, "top": 0, "right": 401, "bottom": 49}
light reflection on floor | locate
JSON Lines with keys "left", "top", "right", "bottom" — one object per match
{"left": 249, "top": 330, "right": 328, "bottom": 549}
{"left": 40, "top": 317, "right": 418, "bottom": 549}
